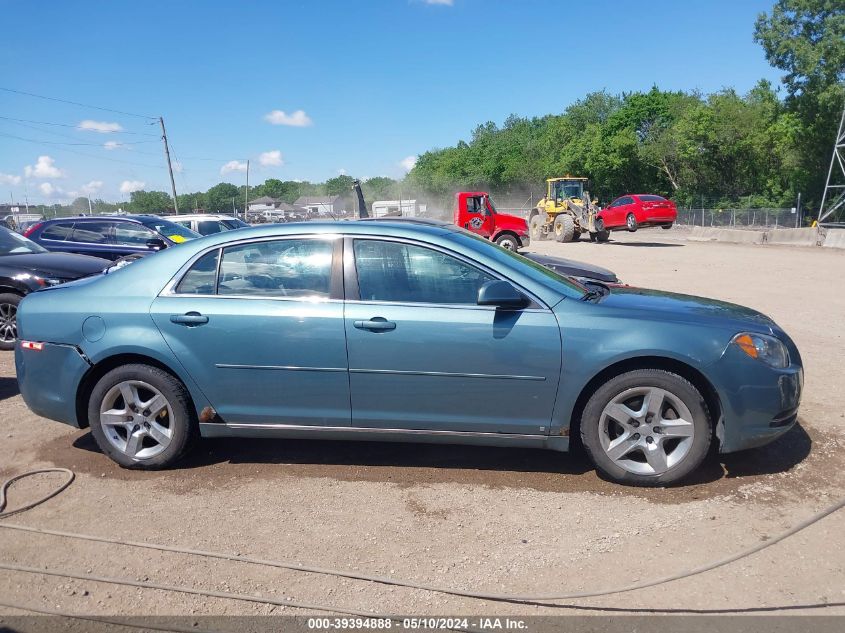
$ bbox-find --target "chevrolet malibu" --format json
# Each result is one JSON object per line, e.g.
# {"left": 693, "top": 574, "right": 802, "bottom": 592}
{"left": 15, "top": 221, "right": 802, "bottom": 486}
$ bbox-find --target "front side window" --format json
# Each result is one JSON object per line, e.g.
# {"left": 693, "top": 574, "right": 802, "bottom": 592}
{"left": 112, "top": 222, "right": 159, "bottom": 246}
{"left": 217, "top": 238, "right": 333, "bottom": 298}
{"left": 354, "top": 240, "right": 495, "bottom": 305}
{"left": 197, "top": 220, "right": 224, "bottom": 235}
{"left": 71, "top": 222, "right": 118, "bottom": 244}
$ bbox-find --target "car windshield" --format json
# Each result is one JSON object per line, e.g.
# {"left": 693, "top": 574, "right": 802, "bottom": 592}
{"left": 451, "top": 229, "right": 587, "bottom": 299}
{"left": 138, "top": 218, "right": 201, "bottom": 243}
{"left": 221, "top": 218, "right": 249, "bottom": 229}
{"left": 0, "top": 226, "right": 48, "bottom": 255}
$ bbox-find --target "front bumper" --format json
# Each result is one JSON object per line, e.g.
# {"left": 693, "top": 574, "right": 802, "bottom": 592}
{"left": 15, "top": 341, "right": 91, "bottom": 427}
{"left": 710, "top": 345, "right": 803, "bottom": 453}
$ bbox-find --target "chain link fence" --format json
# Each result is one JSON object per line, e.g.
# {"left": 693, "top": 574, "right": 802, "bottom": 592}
{"left": 675, "top": 207, "right": 802, "bottom": 228}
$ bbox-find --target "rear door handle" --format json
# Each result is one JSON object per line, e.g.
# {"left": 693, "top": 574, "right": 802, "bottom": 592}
{"left": 170, "top": 312, "right": 209, "bottom": 326}
{"left": 353, "top": 318, "right": 396, "bottom": 332}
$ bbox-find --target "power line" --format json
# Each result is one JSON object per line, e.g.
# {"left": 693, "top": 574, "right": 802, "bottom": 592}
{"left": 0, "top": 132, "right": 165, "bottom": 169}
{"left": 0, "top": 115, "right": 159, "bottom": 136}
{"left": 0, "top": 86, "right": 157, "bottom": 120}
{"left": 0, "top": 131, "right": 156, "bottom": 148}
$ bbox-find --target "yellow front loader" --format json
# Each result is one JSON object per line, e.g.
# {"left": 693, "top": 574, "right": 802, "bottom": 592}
{"left": 528, "top": 177, "right": 609, "bottom": 243}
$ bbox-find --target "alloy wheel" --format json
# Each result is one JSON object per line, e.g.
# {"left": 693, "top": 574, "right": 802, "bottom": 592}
{"left": 598, "top": 386, "right": 695, "bottom": 475}
{"left": 99, "top": 380, "right": 174, "bottom": 460}
{"left": 0, "top": 303, "right": 17, "bottom": 343}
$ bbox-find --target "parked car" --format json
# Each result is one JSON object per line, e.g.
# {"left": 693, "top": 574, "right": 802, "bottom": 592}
{"left": 24, "top": 215, "right": 201, "bottom": 261}
{"left": 168, "top": 214, "right": 250, "bottom": 236}
{"left": 597, "top": 195, "right": 677, "bottom": 232}
{"left": 452, "top": 191, "right": 530, "bottom": 251}
{"left": 0, "top": 226, "right": 109, "bottom": 350}
{"left": 15, "top": 221, "right": 802, "bottom": 486}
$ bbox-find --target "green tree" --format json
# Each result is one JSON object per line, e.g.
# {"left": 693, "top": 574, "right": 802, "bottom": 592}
{"left": 324, "top": 174, "right": 355, "bottom": 197}
{"left": 128, "top": 190, "right": 174, "bottom": 214}
{"left": 205, "top": 182, "right": 240, "bottom": 213}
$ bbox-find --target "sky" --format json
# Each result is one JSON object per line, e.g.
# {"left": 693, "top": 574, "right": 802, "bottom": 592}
{"left": 0, "top": 0, "right": 785, "bottom": 205}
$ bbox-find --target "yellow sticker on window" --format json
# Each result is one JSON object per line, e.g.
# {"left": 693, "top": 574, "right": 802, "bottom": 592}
{"left": 168, "top": 235, "right": 187, "bottom": 243}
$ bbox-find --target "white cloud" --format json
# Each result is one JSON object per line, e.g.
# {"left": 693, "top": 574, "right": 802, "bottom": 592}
{"left": 220, "top": 160, "right": 248, "bottom": 175}
{"left": 80, "top": 180, "right": 103, "bottom": 196}
{"left": 0, "top": 172, "right": 21, "bottom": 186}
{"left": 264, "top": 109, "right": 313, "bottom": 127}
{"left": 259, "top": 150, "right": 284, "bottom": 167}
{"left": 24, "top": 155, "right": 65, "bottom": 179}
{"left": 120, "top": 180, "right": 145, "bottom": 194}
{"left": 103, "top": 140, "right": 126, "bottom": 150}
{"left": 337, "top": 168, "right": 347, "bottom": 176}
{"left": 423, "top": 0, "right": 454, "bottom": 5}
{"left": 78, "top": 120, "right": 124, "bottom": 133}
{"left": 399, "top": 155, "right": 418, "bottom": 172}
{"left": 38, "top": 182, "right": 65, "bottom": 198}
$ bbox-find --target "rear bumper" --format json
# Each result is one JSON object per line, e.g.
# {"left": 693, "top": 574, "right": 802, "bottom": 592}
{"left": 15, "top": 341, "right": 91, "bottom": 427}
{"left": 709, "top": 346, "right": 803, "bottom": 453}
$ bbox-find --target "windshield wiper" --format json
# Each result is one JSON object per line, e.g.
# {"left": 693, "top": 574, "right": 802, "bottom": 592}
{"left": 580, "top": 281, "right": 609, "bottom": 302}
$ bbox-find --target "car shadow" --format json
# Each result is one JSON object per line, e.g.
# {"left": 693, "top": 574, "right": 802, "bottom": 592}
{"left": 66, "top": 421, "right": 814, "bottom": 492}
{"left": 0, "top": 376, "right": 20, "bottom": 402}
{"left": 605, "top": 241, "right": 684, "bottom": 248}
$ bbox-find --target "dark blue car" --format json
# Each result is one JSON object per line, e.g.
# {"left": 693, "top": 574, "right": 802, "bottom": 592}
{"left": 24, "top": 215, "right": 200, "bottom": 261}
{"left": 15, "top": 221, "right": 803, "bottom": 486}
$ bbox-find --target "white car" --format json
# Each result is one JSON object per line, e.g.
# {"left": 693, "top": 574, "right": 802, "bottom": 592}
{"left": 168, "top": 214, "right": 250, "bottom": 236}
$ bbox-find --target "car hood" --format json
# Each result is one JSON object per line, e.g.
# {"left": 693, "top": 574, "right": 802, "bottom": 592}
{"left": 598, "top": 286, "right": 777, "bottom": 333}
{"left": 0, "top": 252, "right": 110, "bottom": 278}
{"left": 494, "top": 212, "right": 528, "bottom": 233}
{"left": 522, "top": 252, "right": 618, "bottom": 283}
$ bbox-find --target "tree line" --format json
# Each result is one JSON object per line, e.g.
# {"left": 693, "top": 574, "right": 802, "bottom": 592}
{"left": 29, "top": 0, "right": 845, "bottom": 220}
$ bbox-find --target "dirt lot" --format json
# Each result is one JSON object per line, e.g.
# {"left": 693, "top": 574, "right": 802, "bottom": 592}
{"left": 1, "top": 227, "right": 844, "bottom": 621}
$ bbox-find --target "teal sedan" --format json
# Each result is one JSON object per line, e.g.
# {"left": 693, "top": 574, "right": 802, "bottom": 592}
{"left": 14, "top": 221, "right": 802, "bottom": 486}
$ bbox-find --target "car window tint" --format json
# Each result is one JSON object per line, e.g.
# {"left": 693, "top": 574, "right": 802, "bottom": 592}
{"left": 112, "top": 222, "right": 158, "bottom": 246}
{"left": 176, "top": 250, "right": 219, "bottom": 294}
{"left": 622, "top": 197, "right": 635, "bottom": 205}
{"left": 638, "top": 195, "right": 666, "bottom": 202}
{"left": 354, "top": 240, "right": 495, "bottom": 305}
{"left": 41, "top": 223, "right": 75, "bottom": 241}
{"left": 217, "top": 238, "right": 333, "bottom": 298}
{"left": 70, "top": 222, "right": 114, "bottom": 244}
{"left": 197, "top": 220, "right": 224, "bottom": 235}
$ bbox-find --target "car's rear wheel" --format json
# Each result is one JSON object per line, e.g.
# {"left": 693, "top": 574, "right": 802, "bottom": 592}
{"left": 626, "top": 213, "right": 638, "bottom": 232}
{"left": 662, "top": 222, "right": 674, "bottom": 230}
{"left": 592, "top": 229, "right": 610, "bottom": 243}
{"left": 553, "top": 214, "right": 575, "bottom": 242}
{"left": 580, "top": 369, "right": 712, "bottom": 486}
{"left": 88, "top": 364, "right": 197, "bottom": 469}
{"left": 0, "top": 292, "right": 22, "bottom": 351}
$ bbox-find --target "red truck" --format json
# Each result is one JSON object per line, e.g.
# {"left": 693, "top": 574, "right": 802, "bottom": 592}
{"left": 452, "top": 192, "right": 530, "bottom": 251}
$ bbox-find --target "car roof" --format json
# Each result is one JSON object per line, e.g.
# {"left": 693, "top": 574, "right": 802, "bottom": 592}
{"left": 41, "top": 214, "right": 159, "bottom": 224}
{"left": 166, "top": 214, "right": 239, "bottom": 220}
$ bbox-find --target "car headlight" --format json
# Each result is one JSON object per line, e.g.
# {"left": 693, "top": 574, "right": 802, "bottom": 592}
{"left": 731, "top": 332, "right": 789, "bottom": 368}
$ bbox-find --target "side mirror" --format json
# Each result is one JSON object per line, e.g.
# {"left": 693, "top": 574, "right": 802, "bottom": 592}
{"left": 146, "top": 237, "right": 167, "bottom": 251}
{"left": 477, "top": 280, "right": 528, "bottom": 309}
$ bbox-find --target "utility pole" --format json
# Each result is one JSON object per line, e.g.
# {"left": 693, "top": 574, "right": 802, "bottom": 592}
{"left": 159, "top": 117, "right": 179, "bottom": 214}
{"left": 818, "top": 97, "right": 845, "bottom": 225}
{"left": 243, "top": 160, "right": 250, "bottom": 219}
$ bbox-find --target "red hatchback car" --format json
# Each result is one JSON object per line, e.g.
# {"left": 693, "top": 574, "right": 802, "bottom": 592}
{"left": 597, "top": 194, "right": 677, "bottom": 232}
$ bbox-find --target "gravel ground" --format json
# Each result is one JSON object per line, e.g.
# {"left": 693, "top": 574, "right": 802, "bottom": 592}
{"left": 1, "top": 226, "right": 844, "bottom": 622}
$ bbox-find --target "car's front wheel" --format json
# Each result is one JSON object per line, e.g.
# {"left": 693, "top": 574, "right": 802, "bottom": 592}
{"left": 494, "top": 233, "right": 519, "bottom": 251}
{"left": 626, "top": 213, "right": 638, "bottom": 232}
{"left": 0, "top": 292, "right": 22, "bottom": 351}
{"left": 580, "top": 369, "right": 712, "bottom": 486}
{"left": 88, "top": 364, "right": 197, "bottom": 469}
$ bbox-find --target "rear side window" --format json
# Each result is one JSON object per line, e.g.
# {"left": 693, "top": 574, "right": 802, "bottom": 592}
{"left": 217, "top": 238, "right": 333, "bottom": 298}
{"left": 70, "top": 222, "right": 114, "bottom": 244}
{"left": 40, "top": 223, "right": 75, "bottom": 241}
{"left": 638, "top": 195, "right": 666, "bottom": 202}
{"left": 176, "top": 250, "right": 219, "bottom": 294}
{"left": 354, "top": 240, "right": 494, "bottom": 305}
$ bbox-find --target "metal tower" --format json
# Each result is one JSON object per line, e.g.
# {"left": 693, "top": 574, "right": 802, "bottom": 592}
{"left": 818, "top": 97, "right": 845, "bottom": 226}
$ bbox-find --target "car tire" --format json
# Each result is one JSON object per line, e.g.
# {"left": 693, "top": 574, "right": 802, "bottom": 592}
{"left": 529, "top": 214, "right": 546, "bottom": 241}
{"left": 626, "top": 213, "right": 638, "bottom": 232}
{"left": 0, "top": 292, "right": 22, "bottom": 351}
{"left": 580, "top": 369, "right": 712, "bottom": 486}
{"left": 553, "top": 214, "right": 575, "bottom": 242}
{"left": 494, "top": 233, "right": 519, "bottom": 251}
{"left": 662, "top": 222, "right": 674, "bottom": 230}
{"left": 593, "top": 229, "right": 610, "bottom": 243}
{"left": 88, "top": 364, "right": 197, "bottom": 469}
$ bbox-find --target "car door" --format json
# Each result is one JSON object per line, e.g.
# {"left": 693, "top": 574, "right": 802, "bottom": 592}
{"left": 111, "top": 221, "right": 169, "bottom": 259}
{"left": 344, "top": 237, "right": 562, "bottom": 435}
{"left": 615, "top": 196, "right": 635, "bottom": 225}
{"left": 463, "top": 195, "right": 494, "bottom": 239}
{"left": 150, "top": 235, "right": 350, "bottom": 426}
{"left": 67, "top": 221, "right": 122, "bottom": 259}
{"left": 36, "top": 222, "right": 76, "bottom": 253}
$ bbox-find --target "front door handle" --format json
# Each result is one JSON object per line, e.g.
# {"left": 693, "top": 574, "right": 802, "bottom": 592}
{"left": 170, "top": 312, "right": 209, "bottom": 326}
{"left": 353, "top": 318, "right": 396, "bottom": 332}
